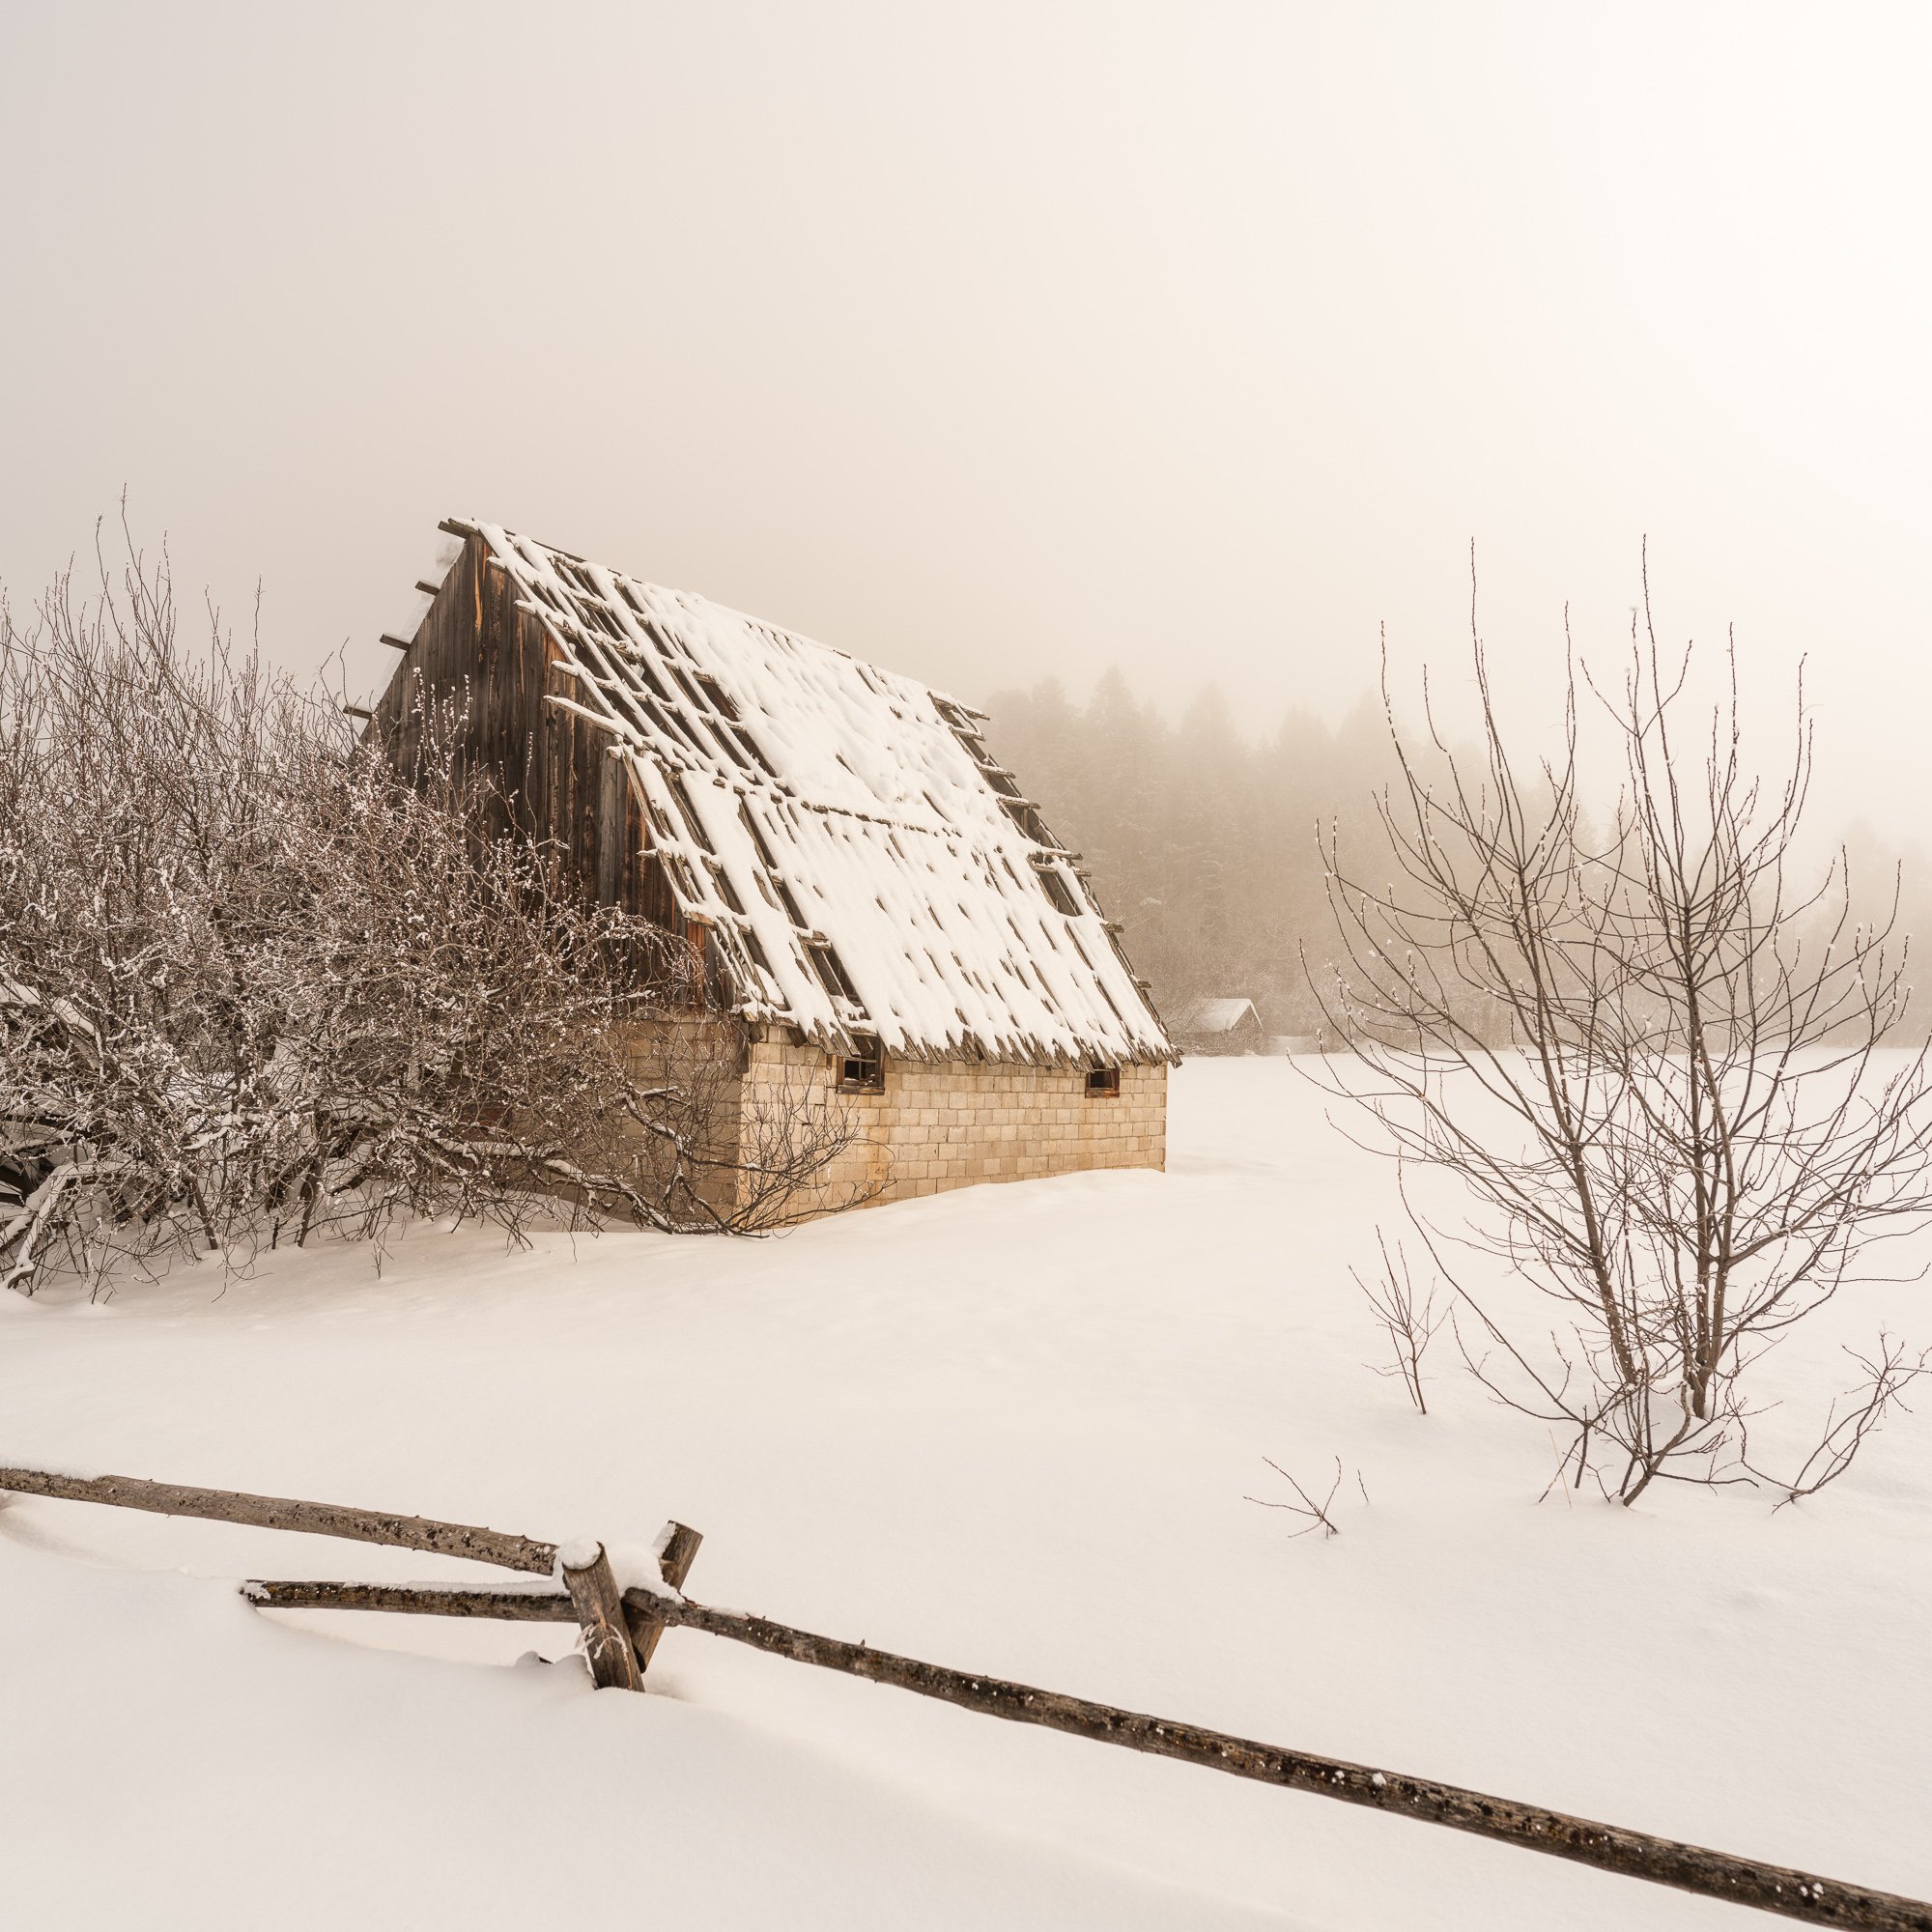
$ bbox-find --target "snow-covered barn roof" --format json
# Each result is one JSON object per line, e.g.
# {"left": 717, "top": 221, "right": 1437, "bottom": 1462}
{"left": 1171, "top": 997, "right": 1262, "bottom": 1037}
{"left": 443, "top": 522, "right": 1172, "bottom": 1066}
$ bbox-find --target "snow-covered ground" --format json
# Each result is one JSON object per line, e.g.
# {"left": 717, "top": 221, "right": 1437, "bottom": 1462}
{"left": 3, "top": 1060, "right": 1927, "bottom": 1930}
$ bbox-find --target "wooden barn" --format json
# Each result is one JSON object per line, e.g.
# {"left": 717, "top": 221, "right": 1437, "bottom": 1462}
{"left": 369, "top": 520, "right": 1173, "bottom": 1216}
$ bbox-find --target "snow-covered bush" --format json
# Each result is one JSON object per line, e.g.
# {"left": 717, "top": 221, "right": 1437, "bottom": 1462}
{"left": 0, "top": 534, "right": 849, "bottom": 1293}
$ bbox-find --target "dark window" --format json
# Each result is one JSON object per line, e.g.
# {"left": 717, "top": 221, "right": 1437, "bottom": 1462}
{"left": 1086, "top": 1066, "right": 1121, "bottom": 1098}
{"left": 838, "top": 1037, "right": 886, "bottom": 1093}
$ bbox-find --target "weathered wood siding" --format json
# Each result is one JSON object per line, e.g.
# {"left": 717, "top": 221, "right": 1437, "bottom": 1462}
{"left": 369, "top": 529, "right": 677, "bottom": 928}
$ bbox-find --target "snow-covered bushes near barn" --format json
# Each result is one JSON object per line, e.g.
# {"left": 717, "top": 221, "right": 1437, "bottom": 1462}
{"left": 0, "top": 542, "right": 853, "bottom": 1293}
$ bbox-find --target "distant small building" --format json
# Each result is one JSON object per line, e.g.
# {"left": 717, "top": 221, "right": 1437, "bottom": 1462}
{"left": 1171, "top": 996, "right": 1266, "bottom": 1056}
{"left": 1266, "top": 1034, "right": 1321, "bottom": 1057}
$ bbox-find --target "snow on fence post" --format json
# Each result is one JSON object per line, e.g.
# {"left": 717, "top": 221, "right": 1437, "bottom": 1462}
{"left": 559, "top": 1541, "right": 643, "bottom": 1691}
{"left": 624, "top": 1520, "right": 702, "bottom": 1673}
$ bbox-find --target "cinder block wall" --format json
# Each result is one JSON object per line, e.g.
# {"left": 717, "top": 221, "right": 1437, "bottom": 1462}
{"left": 738, "top": 1040, "right": 1167, "bottom": 1216}
{"left": 619, "top": 1015, "right": 748, "bottom": 1218}
{"left": 618, "top": 1020, "right": 1169, "bottom": 1221}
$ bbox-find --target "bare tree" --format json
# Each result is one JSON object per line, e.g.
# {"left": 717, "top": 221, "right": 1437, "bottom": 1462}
{"left": 0, "top": 526, "right": 865, "bottom": 1293}
{"left": 1312, "top": 553, "right": 1932, "bottom": 1503}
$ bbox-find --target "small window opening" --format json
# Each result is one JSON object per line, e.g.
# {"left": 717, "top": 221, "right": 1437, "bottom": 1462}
{"left": 727, "top": 724, "right": 780, "bottom": 778}
{"left": 1036, "top": 864, "right": 1082, "bottom": 917}
{"left": 694, "top": 672, "right": 740, "bottom": 721}
{"left": 807, "top": 938, "right": 860, "bottom": 1004}
{"left": 999, "top": 796, "right": 1047, "bottom": 841}
{"left": 1086, "top": 1066, "right": 1122, "bottom": 1098}
{"left": 838, "top": 1037, "right": 886, "bottom": 1093}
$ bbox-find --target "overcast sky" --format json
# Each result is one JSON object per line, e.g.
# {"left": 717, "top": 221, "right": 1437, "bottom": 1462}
{"left": 4, "top": 3, "right": 1928, "bottom": 827}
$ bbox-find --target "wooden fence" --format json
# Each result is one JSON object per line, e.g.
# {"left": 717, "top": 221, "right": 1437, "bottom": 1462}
{"left": 2, "top": 1463, "right": 1925, "bottom": 1932}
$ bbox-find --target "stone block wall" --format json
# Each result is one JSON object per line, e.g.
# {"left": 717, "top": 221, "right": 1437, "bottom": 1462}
{"left": 618, "top": 1014, "right": 748, "bottom": 1218}
{"left": 616, "top": 1019, "right": 1169, "bottom": 1222}
{"left": 736, "top": 1039, "right": 1167, "bottom": 1216}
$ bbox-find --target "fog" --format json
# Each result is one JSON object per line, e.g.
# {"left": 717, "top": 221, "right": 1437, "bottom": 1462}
{"left": 4, "top": 2, "right": 1929, "bottom": 830}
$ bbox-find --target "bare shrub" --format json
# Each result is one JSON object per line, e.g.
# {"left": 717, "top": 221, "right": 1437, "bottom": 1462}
{"left": 1245, "top": 1456, "right": 1364, "bottom": 1538}
{"left": 1352, "top": 1226, "right": 1444, "bottom": 1414}
{"left": 1748, "top": 1330, "right": 1931, "bottom": 1508}
{"left": 613, "top": 1013, "right": 870, "bottom": 1231}
{"left": 1313, "top": 553, "right": 1932, "bottom": 1504}
{"left": 0, "top": 527, "right": 861, "bottom": 1292}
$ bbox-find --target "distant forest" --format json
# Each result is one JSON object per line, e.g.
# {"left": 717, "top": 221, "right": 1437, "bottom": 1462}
{"left": 981, "top": 673, "right": 1401, "bottom": 1036}
{"left": 984, "top": 671, "right": 1932, "bottom": 1042}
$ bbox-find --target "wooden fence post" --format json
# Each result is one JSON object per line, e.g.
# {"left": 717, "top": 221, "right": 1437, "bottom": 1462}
{"left": 625, "top": 1520, "right": 703, "bottom": 1675}
{"left": 559, "top": 1542, "right": 643, "bottom": 1691}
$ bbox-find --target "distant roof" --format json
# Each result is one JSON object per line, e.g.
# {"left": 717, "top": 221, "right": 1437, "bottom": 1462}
{"left": 1172, "top": 997, "right": 1262, "bottom": 1035}
{"left": 456, "top": 522, "right": 1172, "bottom": 1066}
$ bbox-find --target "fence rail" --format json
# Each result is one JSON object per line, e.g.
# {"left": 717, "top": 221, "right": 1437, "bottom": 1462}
{"left": 4, "top": 1463, "right": 1924, "bottom": 1932}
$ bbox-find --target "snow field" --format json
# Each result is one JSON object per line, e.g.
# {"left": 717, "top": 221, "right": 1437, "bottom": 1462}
{"left": 0, "top": 1059, "right": 1927, "bottom": 1929}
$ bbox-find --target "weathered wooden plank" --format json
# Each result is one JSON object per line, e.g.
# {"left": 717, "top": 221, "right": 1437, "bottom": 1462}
{"left": 244, "top": 1579, "right": 575, "bottom": 1619}
{"left": 0, "top": 1466, "right": 559, "bottom": 1574}
{"left": 595, "top": 747, "right": 626, "bottom": 904}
